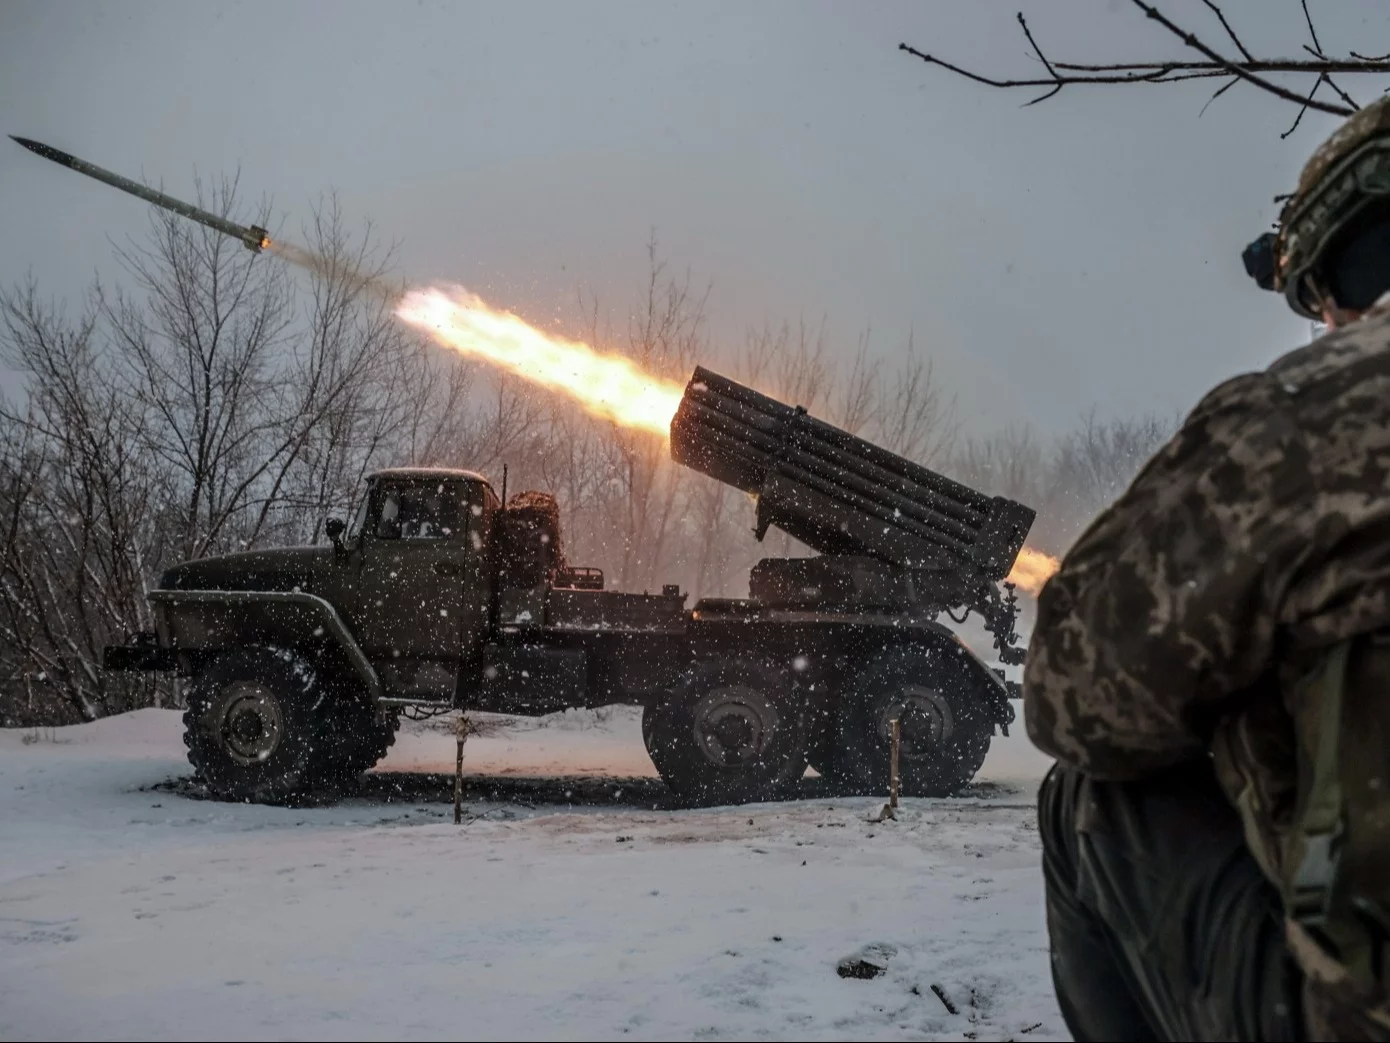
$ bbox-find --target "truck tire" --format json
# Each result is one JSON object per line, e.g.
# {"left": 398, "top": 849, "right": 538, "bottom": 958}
{"left": 316, "top": 703, "right": 399, "bottom": 788}
{"left": 182, "top": 647, "right": 334, "bottom": 803}
{"left": 833, "top": 643, "right": 992, "bottom": 798}
{"left": 642, "top": 660, "right": 806, "bottom": 807}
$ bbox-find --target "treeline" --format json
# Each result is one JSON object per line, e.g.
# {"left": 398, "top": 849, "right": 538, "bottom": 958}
{"left": 0, "top": 194, "right": 1173, "bottom": 726}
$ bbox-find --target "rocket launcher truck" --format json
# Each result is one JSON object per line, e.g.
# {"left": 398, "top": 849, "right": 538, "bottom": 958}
{"left": 105, "top": 366, "right": 1036, "bottom": 806}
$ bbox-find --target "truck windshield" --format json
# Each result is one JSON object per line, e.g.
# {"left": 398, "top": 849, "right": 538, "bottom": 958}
{"left": 374, "top": 482, "right": 464, "bottom": 541}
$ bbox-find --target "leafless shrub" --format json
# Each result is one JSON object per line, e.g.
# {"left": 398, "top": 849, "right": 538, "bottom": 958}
{"left": 949, "top": 412, "right": 1177, "bottom": 556}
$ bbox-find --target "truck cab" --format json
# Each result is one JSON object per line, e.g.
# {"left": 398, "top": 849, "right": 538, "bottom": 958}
{"left": 333, "top": 468, "right": 498, "bottom": 702}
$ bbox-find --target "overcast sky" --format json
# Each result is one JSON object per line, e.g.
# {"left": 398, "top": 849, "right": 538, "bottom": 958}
{"left": 2, "top": 0, "right": 1387, "bottom": 436}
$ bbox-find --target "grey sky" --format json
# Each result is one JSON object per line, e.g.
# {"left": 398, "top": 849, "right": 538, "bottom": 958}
{"left": 2, "top": 0, "right": 1386, "bottom": 436}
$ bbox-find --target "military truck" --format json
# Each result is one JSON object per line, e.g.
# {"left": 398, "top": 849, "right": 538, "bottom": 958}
{"left": 104, "top": 367, "right": 1035, "bottom": 806}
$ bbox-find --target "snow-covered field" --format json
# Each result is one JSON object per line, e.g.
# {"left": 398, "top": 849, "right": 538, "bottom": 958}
{"left": 1, "top": 707, "right": 1064, "bottom": 1042}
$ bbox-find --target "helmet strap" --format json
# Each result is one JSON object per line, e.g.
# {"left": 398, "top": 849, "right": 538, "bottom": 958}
{"left": 1304, "top": 270, "right": 1363, "bottom": 327}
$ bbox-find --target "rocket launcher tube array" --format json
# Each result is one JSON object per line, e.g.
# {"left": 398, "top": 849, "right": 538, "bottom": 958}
{"left": 669, "top": 366, "right": 1036, "bottom": 583}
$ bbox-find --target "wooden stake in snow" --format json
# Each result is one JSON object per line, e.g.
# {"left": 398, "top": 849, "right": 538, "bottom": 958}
{"left": 890, "top": 717, "right": 901, "bottom": 811}
{"left": 874, "top": 718, "right": 902, "bottom": 822}
{"left": 453, "top": 713, "right": 475, "bottom": 825}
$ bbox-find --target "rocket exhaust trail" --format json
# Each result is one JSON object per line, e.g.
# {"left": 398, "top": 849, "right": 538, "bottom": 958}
{"left": 264, "top": 239, "right": 403, "bottom": 304}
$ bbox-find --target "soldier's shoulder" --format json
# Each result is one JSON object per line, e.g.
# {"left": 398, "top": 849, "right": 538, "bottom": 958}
{"left": 1266, "top": 307, "right": 1390, "bottom": 402}
{"left": 1173, "top": 366, "right": 1289, "bottom": 454}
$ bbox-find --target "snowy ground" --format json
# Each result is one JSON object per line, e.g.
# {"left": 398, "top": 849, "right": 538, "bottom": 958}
{"left": 1, "top": 707, "right": 1064, "bottom": 1042}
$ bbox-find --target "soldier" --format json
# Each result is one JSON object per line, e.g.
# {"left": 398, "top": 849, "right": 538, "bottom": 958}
{"left": 1025, "top": 98, "right": 1390, "bottom": 1041}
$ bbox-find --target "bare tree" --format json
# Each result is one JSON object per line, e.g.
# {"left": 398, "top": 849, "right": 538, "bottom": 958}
{"left": 244, "top": 198, "right": 421, "bottom": 546}
{"left": 902, "top": 2, "right": 1390, "bottom": 136}
{"left": 949, "top": 412, "right": 1176, "bottom": 555}
{"left": 98, "top": 175, "right": 293, "bottom": 561}
{"left": 589, "top": 237, "right": 710, "bottom": 592}
{"left": 1049, "top": 410, "right": 1175, "bottom": 519}
{"left": 952, "top": 424, "right": 1048, "bottom": 508}
{"left": 833, "top": 334, "right": 881, "bottom": 438}
{"left": 0, "top": 290, "right": 163, "bottom": 720}
{"left": 0, "top": 185, "right": 434, "bottom": 724}
{"left": 871, "top": 334, "right": 957, "bottom": 468}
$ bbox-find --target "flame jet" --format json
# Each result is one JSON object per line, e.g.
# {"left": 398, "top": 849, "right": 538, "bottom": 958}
{"left": 10, "top": 135, "right": 269, "bottom": 253}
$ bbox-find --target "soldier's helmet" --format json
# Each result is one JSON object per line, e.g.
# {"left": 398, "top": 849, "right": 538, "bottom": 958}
{"left": 1244, "top": 96, "right": 1390, "bottom": 319}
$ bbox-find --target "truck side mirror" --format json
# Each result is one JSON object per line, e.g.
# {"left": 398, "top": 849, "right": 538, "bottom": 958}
{"left": 325, "top": 517, "right": 346, "bottom": 547}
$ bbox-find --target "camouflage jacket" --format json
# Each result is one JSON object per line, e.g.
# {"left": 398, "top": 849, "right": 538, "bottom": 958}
{"left": 1024, "top": 303, "right": 1390, "bottom": 1040}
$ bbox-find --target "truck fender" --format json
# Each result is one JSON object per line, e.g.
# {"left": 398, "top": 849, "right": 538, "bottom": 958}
{"left": 908, "top": 628, "right": 1017, "bottom": 736}
{"left": 147, "top": 589, "right": 382, "bottom": 703}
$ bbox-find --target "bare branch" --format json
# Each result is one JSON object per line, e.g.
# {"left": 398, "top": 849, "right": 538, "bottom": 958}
{"left": 1130, "top": 1, "right": 1352, "bottom": 115}
{"left": 899, "top": 42, "right": 1208, "bottom": 93}
{"left": 1201, "top": 0, "right": 1254, "bottom": 62}
{"left": 1050, "top": 57, "right": 1383, "bottom": 76}
{"left": 1281, "top": 74, "right": 1325, "bottom": 139}
{"left": 1301, "top": 0, "right": 1325, "bottom": 58}
{"left": 900, "top": 1, "right": 1388, "bottom": 124}
{"left": 1199, "top": 75, "right": 1240, "bottom": 117}
{"left": 1323, "top": 74, "right": 1360, "bottom": 110}
{"left": 1016, "top": 13, "right": 1063, "bottom": 105}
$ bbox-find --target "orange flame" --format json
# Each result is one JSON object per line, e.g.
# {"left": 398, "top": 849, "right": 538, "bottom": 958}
{"left": 395, "top": 285, "right": 684, "bottom": 437}
{"left": 1007, "top": 546, "right": 1059, "bottom": 596}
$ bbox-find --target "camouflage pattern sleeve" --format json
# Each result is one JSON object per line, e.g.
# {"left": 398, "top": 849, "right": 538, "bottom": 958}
{"left": 1022, "top": 372, "right": 1317, "bottom": 780}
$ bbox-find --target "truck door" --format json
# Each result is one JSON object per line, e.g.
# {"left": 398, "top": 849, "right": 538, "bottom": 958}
{"left": 355, "top": 478, "right": 482, "bottom": 677}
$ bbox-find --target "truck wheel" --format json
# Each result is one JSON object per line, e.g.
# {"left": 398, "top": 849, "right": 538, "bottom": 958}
{"left": 317, "top": 703, "right": 399, "bottom": 787}
{"left": 642, "top": 660, "right": 805, "bottom": 807}
{"left": 182, "top": 648, "right": 332, "bottom": 803}
{"left": 835, "top": 644, "right": 992, "bottom": 798}
{"left": 342, "top": 709, "right": 399, "bottom": 776}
